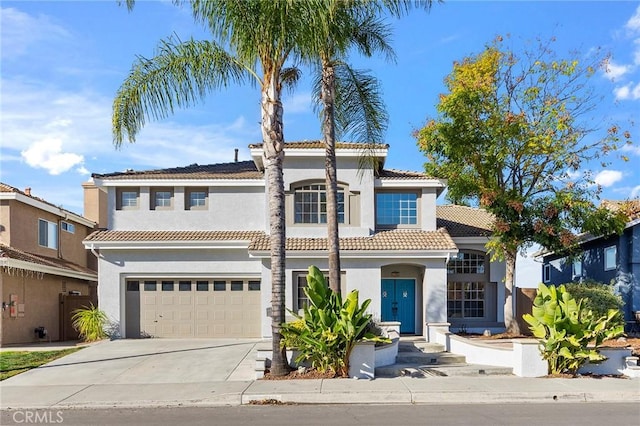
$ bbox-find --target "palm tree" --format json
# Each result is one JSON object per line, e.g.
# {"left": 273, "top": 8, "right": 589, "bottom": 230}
{"left": 307, "top": 1, "right": 434, "bottom": 293}
{"left": 113, "top": 0, "right": 322, "bottom": 376}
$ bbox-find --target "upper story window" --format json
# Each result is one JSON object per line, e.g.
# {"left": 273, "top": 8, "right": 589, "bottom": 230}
{"left": 294, "top": 184, "right": 344, "bottom": 224}
{"left": 376, "top": 192, "right": 418, "bottom": 227}
{"left": 186, "top": 188, "right": 208, "bottom": 210}
{"left": 543, "top": 264, "right": 551, "bottom": 283}
{"left": 38, "top": 219, "right": 58, "bottom": 249}
{"left": 151, "top": 188, "right": 173, "bottom": 210}
{"left": 117, "top": 188, "right": 139, "bottom": 210}
{"left": 572, "top": 258, "right": 582, "bottom": 278}
{"left": 448, "top": 251, "right": 486, "bottom": 275}
{"left": 61, "top": 221, "right": 75, "bottom": 234}
{"left": 604, "top": 245, "right": 616, "bottom": 271}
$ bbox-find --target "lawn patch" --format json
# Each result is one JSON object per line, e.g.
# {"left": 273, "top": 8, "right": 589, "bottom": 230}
{"left": 0, "top": 348, "right": 81, "bottom": 381}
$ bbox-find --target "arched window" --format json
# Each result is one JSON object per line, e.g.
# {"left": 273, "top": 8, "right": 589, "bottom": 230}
{"left": 293, "top": 184, "right": 344, "bottom": 224}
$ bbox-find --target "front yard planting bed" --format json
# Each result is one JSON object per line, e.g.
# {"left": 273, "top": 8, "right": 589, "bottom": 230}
{"left": 0, "top": 348, "right": 81, "bottom": 381}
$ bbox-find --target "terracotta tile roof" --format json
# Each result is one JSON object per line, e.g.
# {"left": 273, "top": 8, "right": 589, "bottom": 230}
{"left": 436, "top": 205, "right": 495, "bottom": 237}
{"left": 248, "top": 141, "right": 389, "bottom": 150}
{"left": 0, "top": 182, "right": 90, "bottom": 222}
{"left": 84, "top": 229, "right": 456, "bottom": 252}
{"left": 92, "top": 161, "right": 263, "bottom": 180}
{"left": 0, "top": 244, "right": 97, "bottom": 277}
{"left": 84, "top": 230, "right": 264, "bottom": 242}
{"left": 248, "top": 229, "right": 456, "bottom": 252}
{"left": 378, "top": 169, "right": 439, "bottom": 180}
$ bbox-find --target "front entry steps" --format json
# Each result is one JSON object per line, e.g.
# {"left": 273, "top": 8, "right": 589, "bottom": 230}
{"left": 375, "top": 336, "right": 513, "bottom": 378}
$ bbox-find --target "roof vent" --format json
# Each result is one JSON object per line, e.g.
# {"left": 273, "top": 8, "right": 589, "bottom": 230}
{"left": 125, "top": 168, "right": 134, "bottom": 173}
{"left": 189, "top": 163, "right": 198, "bottom": 167}
{"left": 234, "top": 148, "right": 239, "bottom": 162}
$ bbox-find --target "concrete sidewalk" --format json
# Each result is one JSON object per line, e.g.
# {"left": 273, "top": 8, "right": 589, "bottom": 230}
{"left": 2, "top": 375, "right": 639, "bottom": 409}
{"left": 1, "top": 339, "right": 639, "bottom": 409}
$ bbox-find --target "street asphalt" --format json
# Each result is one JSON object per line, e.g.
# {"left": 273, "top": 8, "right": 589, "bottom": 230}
{"left": 1, "top": 339, "right": 638, "bottom": 409}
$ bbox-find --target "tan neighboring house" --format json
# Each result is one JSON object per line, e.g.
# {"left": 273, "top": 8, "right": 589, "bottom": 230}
{"left": 0, "top": 183, "right": 98, "bottom": 344}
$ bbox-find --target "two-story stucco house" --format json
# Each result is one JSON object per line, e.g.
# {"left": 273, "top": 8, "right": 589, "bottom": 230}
{"left": 0, "top": 183, "right": 98, "bottom": 344}
{"left": 83, "top": 142, "right": 506, "bottom": 340}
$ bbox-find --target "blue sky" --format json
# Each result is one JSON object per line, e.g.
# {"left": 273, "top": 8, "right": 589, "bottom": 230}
{"left": 1, "top": 1, "right": 640, "bottom": 217}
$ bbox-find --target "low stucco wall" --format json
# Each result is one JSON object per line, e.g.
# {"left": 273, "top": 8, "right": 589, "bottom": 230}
{"left": 436, "top": 330, "right": 637, "bottom": 378}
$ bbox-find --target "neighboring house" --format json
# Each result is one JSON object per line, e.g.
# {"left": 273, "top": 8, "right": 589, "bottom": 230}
{"left": 540, "top": 200, "right": 640, "bottom": 325}
{"left": 83, "top": 142, "right": 505, "bottom": 340}
{"left": 0, "top": 183, "right": 98, "bottom": 344}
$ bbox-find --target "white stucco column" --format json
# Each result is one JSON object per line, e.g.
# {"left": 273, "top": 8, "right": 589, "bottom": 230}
{"left": 423, "top": 258, "right": 450, "bottom": 342}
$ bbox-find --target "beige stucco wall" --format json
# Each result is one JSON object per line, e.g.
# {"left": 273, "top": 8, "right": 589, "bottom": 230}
{"left": 2, "top": 199, "right": 95, "bottom": 268}
{"left": 0, "top": 271, "right": 93, "bottom": 344}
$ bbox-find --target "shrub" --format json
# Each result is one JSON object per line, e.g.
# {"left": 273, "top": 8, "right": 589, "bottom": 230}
{"left": 72, "top": 304, "right": 108, "bottom": 342}
{"left": 280, "top": 265, "right": 390, "bottom": 376}
{"left": 563, "top": 279, "right": 624, "bottom": 325}
{"left": 523, "top": 283, "right": 624, "bottom": 375}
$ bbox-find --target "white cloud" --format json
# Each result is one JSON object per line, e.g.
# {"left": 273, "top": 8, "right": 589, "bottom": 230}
{"left": 613, "top": 81, "right": 640, "bottom": 100}
{"left": 594, "top": 170, "right": 624, "bottom": 187}
{"left": 21, "top": 138, "right": 85, "bottom": 175}
{"left": 631, "top": 185, "right": 640, "bottom": 198}
{"left": 626, "top": 5, "right": 640, "bottom": 33}
{"left": 282, "top": 91, "right": 313, "bottom": 114}
{"left": 621, "top": 144, "right": 640, "bottom": 156}
{"left": 604, "top": 59, "right": 630, "bottom": 81}
{"left": 0, "top": 7, "right": 71, "bottom": 59}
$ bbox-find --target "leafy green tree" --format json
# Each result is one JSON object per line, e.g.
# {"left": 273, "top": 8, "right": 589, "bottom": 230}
{"left": 113, "top": 0, "right": 324, "bottom": 376}
{"left": 416, "top": 36, "right": 630, "bottom": 333}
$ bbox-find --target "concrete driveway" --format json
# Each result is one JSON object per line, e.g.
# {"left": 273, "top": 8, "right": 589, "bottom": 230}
{"left": 2, "top": 338, "right": 262, "bottom": 387}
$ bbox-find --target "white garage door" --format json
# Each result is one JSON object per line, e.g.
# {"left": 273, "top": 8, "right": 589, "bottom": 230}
{"left": 127, "top": 278, "right": 261, "bottom": 338}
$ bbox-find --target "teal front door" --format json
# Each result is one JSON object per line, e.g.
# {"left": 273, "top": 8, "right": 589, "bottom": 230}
{"left": 381, "top": 279, "right": 416, "bottom": 334}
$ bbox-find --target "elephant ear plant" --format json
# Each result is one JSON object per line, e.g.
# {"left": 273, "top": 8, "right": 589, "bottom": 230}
{"left": 523, "top": 283, "right": 623, "bottom": 376}
{"left": 281, "top": 265, "right": 389, "bottom": 376}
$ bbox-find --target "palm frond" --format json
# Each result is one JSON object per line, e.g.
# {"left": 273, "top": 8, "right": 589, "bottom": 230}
{"left": 112, "top": 36, "right": 249, "bottom": 146}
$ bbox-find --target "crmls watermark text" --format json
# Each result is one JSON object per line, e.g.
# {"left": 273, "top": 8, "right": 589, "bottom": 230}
{"left": 11, "top": 411, "right": 64, "bottom": 424}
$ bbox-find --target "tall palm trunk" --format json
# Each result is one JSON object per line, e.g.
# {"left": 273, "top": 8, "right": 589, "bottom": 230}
{"left": 261, "top": 72, "right": 289, "bottom": 376}
{"left": 504, "top": 249, "right": 520, "bottom": 335}
{"left": 321, "top": 58, "right": 341, "bottom": 294}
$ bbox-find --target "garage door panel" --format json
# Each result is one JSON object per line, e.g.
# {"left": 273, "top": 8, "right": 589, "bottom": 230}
{"left": 137, "top": 278, "right": 260, "bottom": 338}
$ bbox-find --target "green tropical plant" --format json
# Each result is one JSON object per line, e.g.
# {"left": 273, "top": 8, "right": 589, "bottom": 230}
{"left": 523, "top": 283, "right": 624, "bottom": 375}
{"left": 71, "top": 304, "right": 109, "bottom": 342}
{"left": 281, "top": 265, "right": 389, "bottom": 376}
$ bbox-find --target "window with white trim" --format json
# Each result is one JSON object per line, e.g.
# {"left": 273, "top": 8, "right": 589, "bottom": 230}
{"left": 448, "top": 252, "right": 485, "bottom": 274}
{"left": 294, "top": 184, "right": 344, "bottom": 224}
{"left": 572, "top": 258, "right": 582, "bottom": 278}
{"left": 151, "top": 188, "right": 173, "bottom": 210}
{"left": 61, "top": 221, "right": 75, "bottom": 233}
{"left": 38, "top": 219, "right": 58, "bottom": 249}
{"left": 604, "top": 245, "right": 616, "bottom": 271}
{"left": 375, "top": 192, "right": 418, "bottom": 227}
{"left": 447, "top": 282, "right": 485, "bottom": 318}
{"left": 186, "top": 188, "right": 208, "bottom": 210}
{"left": 117, "top": 188, "right": 139, "bottom": 210}
{"left": 543, "top": 264, "right": 551, "bottom": 283}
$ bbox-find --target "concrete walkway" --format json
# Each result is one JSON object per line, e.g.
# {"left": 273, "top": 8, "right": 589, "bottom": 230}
{"left": 1, "top": 339, "right": 638, "bottom": 409}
